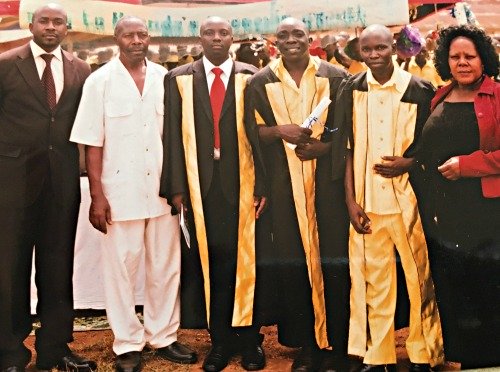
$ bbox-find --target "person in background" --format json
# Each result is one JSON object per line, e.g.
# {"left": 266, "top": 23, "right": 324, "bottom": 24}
{"left": 418, "top": 24, "right": 500, "bottom": 369}
{"left": 320, "top": 34, "right": 342, "bottom": 67}
{"left": 340, "top": 37, "right": 367, "bottom": 75}
{"left": 235, "top": 43, "right": 261, "bottom": 69}
{"left": 76, "top": 49, "right": 89, "bottom": 64}
{"left": 190, "top": 45, "right": 203, "bottom": 61}
{"left": 70, "top": 16, "right": 196, "bottom": 372}
{"left": 160, "top": 16, "right": 267, "bottom": 372}
{"left": 0, "top": 3, "right": 95, "bottom": 371}
{"left": 336, "top": 31, "right": 350, "bottom": 49}
{"left": 245, "top": 17, "right": 351, "bottom": 372}
{"left": 408, "top": 43, "right": 446, "bottom": 88}
{"left": 158, "top": 44, "right": 170, "bottom": 65}
{"left": 177, "top": 45, "right": 194, "bottom": 66}
{"left": 335, "top": 24, "right": 444, "bottom": 372}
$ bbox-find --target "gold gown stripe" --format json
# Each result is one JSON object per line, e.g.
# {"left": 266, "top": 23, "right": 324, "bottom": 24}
{"left": 232, "top": 73, "right": 257, "bottom": 326}
{"left": 263, "top": 58, "right": 330, "bottom": 349}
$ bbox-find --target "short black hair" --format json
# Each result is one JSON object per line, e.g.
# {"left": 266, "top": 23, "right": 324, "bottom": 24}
{"left": 434, "top": 25, "right": 499, "bottom": 80}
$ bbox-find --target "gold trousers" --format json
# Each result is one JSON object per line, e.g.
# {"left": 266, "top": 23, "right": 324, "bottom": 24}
{"left": 361, "top": 213, "right": 430, "bottom": 365}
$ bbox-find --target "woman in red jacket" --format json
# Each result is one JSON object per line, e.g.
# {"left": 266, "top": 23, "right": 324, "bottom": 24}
{"left": 419, "top": 25, "right": 499, "bottom": 369}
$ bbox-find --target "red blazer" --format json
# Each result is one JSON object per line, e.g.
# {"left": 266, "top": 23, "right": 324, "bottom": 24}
{"left": 431, "top": 77, "right": 500, "bottom": 198}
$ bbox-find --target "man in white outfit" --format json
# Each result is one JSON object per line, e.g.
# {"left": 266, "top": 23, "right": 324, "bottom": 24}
{"left": 70, "top": 16, "right": 196, "bottom": 372}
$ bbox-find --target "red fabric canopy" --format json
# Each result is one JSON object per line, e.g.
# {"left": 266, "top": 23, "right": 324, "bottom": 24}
{"left": 0, "top": 1, "right": 19, "bottom": 16}
{"left": 408, "top": 0, "right": 458, "bottom": 4}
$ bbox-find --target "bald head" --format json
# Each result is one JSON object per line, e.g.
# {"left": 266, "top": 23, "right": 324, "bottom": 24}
{"left": 276, "top": 17, "right": 309, "bottom": 38}
{"left": 360, "top": 24, "right": 392, "bottom": 44}
{"left": 200, "top": 16, "right": 231, "bottom": 36}
{"left": 32, "top": 3, "right": 67, "bottom": 23}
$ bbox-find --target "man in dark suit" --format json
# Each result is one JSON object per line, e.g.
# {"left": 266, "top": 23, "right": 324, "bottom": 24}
{"left": 0, "top": 4, "right": 95, "bottom": 372}
{"left": 160, "top": 16, "right": 267, "bottom": 372}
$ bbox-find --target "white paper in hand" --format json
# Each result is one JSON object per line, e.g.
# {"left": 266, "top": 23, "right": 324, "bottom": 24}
{"left": 180, "top": 205, "right": 191, "bottom": 248}
{"left": 286, "top": 96, "right": 332, "bottom": 150}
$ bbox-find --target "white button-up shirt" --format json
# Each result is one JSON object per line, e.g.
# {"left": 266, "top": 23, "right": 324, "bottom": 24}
{"left": 70, "top": 57, "right": 169, "bottom": 221}
{"left": 203, "top": 55, "right": 233, "bottom": 91}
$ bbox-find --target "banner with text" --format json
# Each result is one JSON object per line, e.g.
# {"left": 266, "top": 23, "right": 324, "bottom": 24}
{"left": 20, "top": 0, "right": 409, "bottom": 37}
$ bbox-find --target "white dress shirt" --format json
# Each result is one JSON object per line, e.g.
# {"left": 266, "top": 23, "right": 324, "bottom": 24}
{"left": 202, "top": 55, "right": 233, "bottom": 92}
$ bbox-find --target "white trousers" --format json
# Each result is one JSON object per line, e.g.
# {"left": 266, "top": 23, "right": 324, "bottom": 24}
{"left": 101, "top": 213, "right": 181, "bottom": 355}
{"left": 363, "top": 213, "right": 429, "bottom": 365}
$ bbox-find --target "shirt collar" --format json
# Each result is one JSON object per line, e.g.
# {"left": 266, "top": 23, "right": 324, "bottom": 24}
{"left": 273, "top": 55, "right": 320, "bottom": 88}
{"left": 30, "top": 40, "right": 63, "bottom": 62}
{"left": 276, "top": 55, "right": 320, "bottom": 75}
{"left": 367, "top": 65, "right": 406, "bottom": 93}
{"left": 203, "top": 55, "right": 233, "bottom": 77}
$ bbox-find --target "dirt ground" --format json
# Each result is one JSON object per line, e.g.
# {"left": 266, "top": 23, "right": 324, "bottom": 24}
{"left": 23, "top": 326, "right": 461, "bottom": 372}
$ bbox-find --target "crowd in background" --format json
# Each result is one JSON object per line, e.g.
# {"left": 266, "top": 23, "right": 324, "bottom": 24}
{"left": 0, "top": 3, "right": 498, "bottom": 372}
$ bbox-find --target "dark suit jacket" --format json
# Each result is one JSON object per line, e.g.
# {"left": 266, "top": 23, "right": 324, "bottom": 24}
{"left": 161, "top": 59, "right": 259, "bottom": 206}
{"left": 0, "top": 43, "right": 91, "bottom": 207}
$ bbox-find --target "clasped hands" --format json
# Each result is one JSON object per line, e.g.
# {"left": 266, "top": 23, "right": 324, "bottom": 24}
{"left": 279, "top": 124, "right": 329, "bottom": 161}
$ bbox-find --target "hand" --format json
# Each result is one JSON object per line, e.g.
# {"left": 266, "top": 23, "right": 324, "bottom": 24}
{"left": 254, "top": 196, "right": 267, "bottom": 219}
{"left": 438, "top": 156, "right": 461, "bottom": 180}
{"left": 373, "top": 156, "right": 414, "bottom": 178}
{"left": 295, "top": 138, "right": 330, "bottom": 161}
{"left": 346, "top": 199, "right": 372, "bottom": 234}
{"left": 89, "top": 194, "right": 112, "bottom": 234}
{"left": 171, "top": 193, "right": 187, "bottom": 214}
{"left": 278, "top": 124, "right": 312, "bottom": 145}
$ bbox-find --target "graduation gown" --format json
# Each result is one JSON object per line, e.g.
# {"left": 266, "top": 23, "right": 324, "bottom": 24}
{"left": 333, "top": 70, "right": 444, "bottom": 366}
{"left": 245, "top": 57, "right": 349, "bottom": 349}
{"left": 160, "top": 60, "right": 264, "bottom": 328}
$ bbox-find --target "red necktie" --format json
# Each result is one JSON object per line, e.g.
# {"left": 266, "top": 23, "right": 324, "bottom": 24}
{"left": 210, "top": 67, "right": 225, "bottom": 151}
{"left": 41, "top": 54, "right": 56, "bottom": 111}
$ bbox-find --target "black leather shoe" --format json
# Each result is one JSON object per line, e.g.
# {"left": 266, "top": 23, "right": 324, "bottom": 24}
{"left": 203, "top": 345, "right": 233, "bottom": 372}
{"left": 241, "top": 344, "right": 265, "bottom": 371}
{"left": 409, "top": 363, "right": 431, "bottom": 372}
{"left": 319, "top": 352, "right": 346, "bottom": 372}
{"left": 291, "top": 346, "right": 322, "bottom": 372}
{"left": 1, "top": 367, "right": 25, "bottom": 372}
{"left": 358, "top": 364, "right": 396, "bottom": 372}
{"left": 155, "top": 341, "right": 197, "bottom": 364}
{"left": 37, "top": 353, "right": 98, "bottom": 371}
{"left": 115, "top": 351, "right": 141, "bottom": 372}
